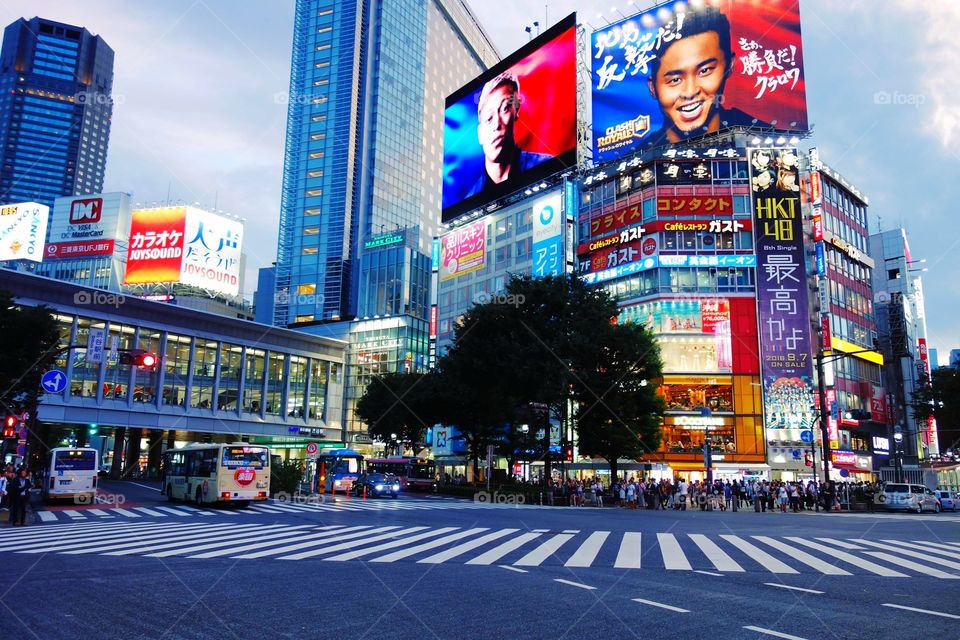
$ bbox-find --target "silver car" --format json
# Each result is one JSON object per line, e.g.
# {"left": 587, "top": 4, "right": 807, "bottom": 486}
{"left": 878, "top": 483, "right": 941, "bottom": 513}
{"left": 934, "top": 490, "right": 958, "bottom": 512}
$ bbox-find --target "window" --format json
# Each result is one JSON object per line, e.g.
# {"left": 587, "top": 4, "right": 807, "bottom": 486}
{"left": 265, "top": 352, "right": 286, "bottom": 415}
{"left": 303, "top": 227, "right": 319, "bottom": 235}
{"left": 191, "top": 341, "right": 217, "bottom": 410}
{"left": 309, "top": 360, "right": 327, "bottom": 421}
{"left": 306, "top": 189, "right": 322, "bottom": 197}
{"left": 243, "top": 349, "right": 265, "bottom": 413}
{"left": 297, "top": 283, "right": 317, "bottom": 295}
{"left": 288, "top": 355, "right": 307, "bottom": 418}
{"left": 133, "top": 329, "right": 161, "bottom": 404}
{"left": 217, "top": 343, "right": 242, "bottom": 411}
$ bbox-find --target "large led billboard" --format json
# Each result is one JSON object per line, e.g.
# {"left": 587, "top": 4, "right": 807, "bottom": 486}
{"left": 0, "top": 201, "right": 48, "bottom": 262}
{"left": 591, "top": 0, "right": 808, "bottom": 162}
{"left": 45, "top": 192, "right": 131, "bottom": 260}
{"left": 442, "top": 13, "right": 577, "bottom": 223}
{"left": 123, "top": 206, "right": 243, "bottom": 297}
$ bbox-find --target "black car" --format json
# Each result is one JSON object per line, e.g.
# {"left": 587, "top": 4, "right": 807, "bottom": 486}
{"left": 353, "top": 473, "right": 400, "bottom": 498}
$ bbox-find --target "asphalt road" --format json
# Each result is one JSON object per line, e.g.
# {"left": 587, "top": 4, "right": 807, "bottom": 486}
{"left": 0, "top": 481, "right": 958, "bottom": 640}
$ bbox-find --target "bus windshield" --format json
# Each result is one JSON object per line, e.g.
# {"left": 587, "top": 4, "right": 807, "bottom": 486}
{"left": 408, "top": 463, "right": 436, "bottom": 480}
{"left": 333, "top": 457, "right": 360, "bottom": 474}
{"left": 54, "top": 450, "right": 96, "bottom": 471}
{"left": 221, "top": 447, "right": 268, "bottom": 468}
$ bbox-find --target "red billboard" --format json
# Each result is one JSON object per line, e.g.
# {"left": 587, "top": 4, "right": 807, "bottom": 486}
{"left": 123, "top": 208, "right": 187, "bottom": 284}
{"left": 45, "top": 240, "right": 115, "bottom": 260}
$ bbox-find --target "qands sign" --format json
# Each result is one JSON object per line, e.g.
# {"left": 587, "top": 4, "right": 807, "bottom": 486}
{"left": 123, "top": 206, "right": 243, "bottom": 297}
{"left": 0, "top": 201, "right": 49, "bottom": 262}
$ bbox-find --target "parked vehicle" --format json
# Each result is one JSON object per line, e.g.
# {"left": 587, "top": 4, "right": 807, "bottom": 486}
{"left": 934, "top": 490, "right": 958, "bottom": 512}
{"left": 877, "top": 483, "right": 940, "bottom": 513}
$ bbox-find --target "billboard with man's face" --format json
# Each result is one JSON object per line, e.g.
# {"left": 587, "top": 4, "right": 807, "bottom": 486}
{"left": 442, "top": 13, "right": 577, "bottom": 223}
{"left": 591, "top": 0, "right": 808, "bottom": 163}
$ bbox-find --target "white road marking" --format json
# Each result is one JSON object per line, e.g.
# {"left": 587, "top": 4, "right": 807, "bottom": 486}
{"left": 764, "top": 583, "right": 824, "bottom": 595}
{"left": 323, "top": 527, "right": 460, "bottom": 562}
{"left": 881, "top": 603, "right": 960, "bottom": 619}
{"left": 719, "top": 535, "right": 798, "bottom": 574}
{"left": 753, "top": 536, "right": 850, "bottom": 576}
{"left": 814, "top": 537, "right": 863, "bottom": 550}
{"left": 742, "top": 625, "right": 808, "bottom": 640}
{"left": 614, "top": 532, "right": 642, "bottom": 569}
{"left": 657, "top": 533, "right": 691, "bottom": 570}
{"left": 689, "top": 534, "right": 743, "bottom": 572}
{"left": 863, "top": 552, "right": 960, "bottom": 579}
{"left": 465, "top": 532, "right": 541, "bottom": 565}
{"left": 109, "top": 508, "right": 141, "bottom": 518}
{"left": 234, "top": 526, "right": 400, "bottom": 559}
{"left": 417, "top": 529, "right": 519, "bottom": 564}
{"left": 131, "top": 507, "right": 166, "bottom": 517}
{"left": 86, "top": 509, "right": 110, "bottom": 517}
{"left": 565, "top": 531, "right": 610, "bottom": 568}
{"left": 785, "top": 537, "right": 907, "bottom": 577}
{"left": 369, "top": 528, "right": 490, "bottom": 563}
{"left": 693, "top": 570, "right": 724, "bottom": 576}
{"left": 631, "top": 598, "right": 689, "bottom": 613}
{"left": 499, "top": 565, "right": 528, "bottom": 573}
{"left": 514, "top": 534, "right": 575, "bottom": 567}
{"left": 277, "top": 526, "right": 429, "bottom": 561}
{"left": 853, "top": 539, "right": 960, "bottom": 570}
{"left": 188, "top": 525, "right": 372, "bottom": 559}
{"left": 37, "top": 511, "right": 57, "bottom": 522}
{"left": 554, "top": 578, "right": 596, "bottom": 590}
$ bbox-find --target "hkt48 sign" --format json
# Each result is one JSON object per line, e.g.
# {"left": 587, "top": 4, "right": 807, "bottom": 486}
{"left": 123, "top": 207, "right": 243, "bottom": 297}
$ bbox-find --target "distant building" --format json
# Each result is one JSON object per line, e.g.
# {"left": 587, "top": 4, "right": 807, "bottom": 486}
{"left": 0, "top": 17, "right": 114, "bottom": 206}
{"left": 254, "top": 266, "right": 276, "bottom": 325}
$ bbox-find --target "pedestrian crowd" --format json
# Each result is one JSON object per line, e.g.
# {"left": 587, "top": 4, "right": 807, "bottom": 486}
{"left": 0, "top": 464, "right": 33, "bottom": 526}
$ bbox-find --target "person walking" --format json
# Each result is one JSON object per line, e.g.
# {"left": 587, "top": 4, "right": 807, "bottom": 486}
{"left": 8, "top": 468, "right": 30, "bottom": 526}
{"left": 677, "top": 477, "right": 688, "bottom": 511}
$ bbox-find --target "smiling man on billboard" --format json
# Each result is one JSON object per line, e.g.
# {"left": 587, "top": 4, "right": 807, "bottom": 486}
{"left": 465, "top": 73, "right": 552, "bottom": 200}
{"left": 645, "top": 6, "right": 770, "bottom": 147}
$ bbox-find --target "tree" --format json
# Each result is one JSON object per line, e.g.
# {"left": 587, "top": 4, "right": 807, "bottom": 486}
{"left": 0, "top": 291, "right": 62, "bottom": 468}
{"left": 355, "top": 372, "right": 437, "bottom": 456}
{"left": 911, "top": 368, "right": 960, "bottom": 453}
{"left": 433, "top": 274, "right": 664, "bottom": 484}
{"left": 573, "top": 321, "right": 665, "bottom": 480}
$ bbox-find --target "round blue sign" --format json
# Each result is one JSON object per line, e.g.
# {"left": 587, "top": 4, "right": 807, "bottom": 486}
{"left": 800, "top": 430, "right": 814, "bottom": 444}
{"left": 539, "top": 205, "right": 554, "bottom": 225}
{"left": 838, "top": 468, "right": 850, "bottom": 478}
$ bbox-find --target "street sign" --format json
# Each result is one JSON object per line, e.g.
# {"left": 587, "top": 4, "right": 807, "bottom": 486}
{"left": 305, "top": 442, "right": 319, "bottom": 455}
{"left": 40, "top": 369, "right": 67, "bottom": 393}
{"left": 87, "top": 328, "right": 105, "bottom": 363}
{"left": 800, "top": 430, "right": 814, "bottom": 444}
{"left": 108, "top": 335, "right": 119, "bottom": 360}
{"left": 16, "top": 443, "right": 25, "bottom": 456}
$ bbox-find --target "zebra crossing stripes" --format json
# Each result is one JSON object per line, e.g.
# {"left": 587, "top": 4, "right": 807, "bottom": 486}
{"left": 3, "top": 521, "right": 959, "bottom": 579}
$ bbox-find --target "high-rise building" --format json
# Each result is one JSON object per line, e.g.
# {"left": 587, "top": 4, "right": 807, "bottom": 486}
{"left": 0, "top": 17, "right": 114, "bottom": 207}
{"left": 869, "top": 227, "right": 938, "bottom": 460}
{"left": 272, "top": 0, "right": 498, "bottom": 327}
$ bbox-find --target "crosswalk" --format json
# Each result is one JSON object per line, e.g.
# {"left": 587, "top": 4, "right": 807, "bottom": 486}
{"left": 34, "top": 496, "right": 542, "bottom": 523}
{"left": 4, "top": 520, "right": 959, "bottom": 578}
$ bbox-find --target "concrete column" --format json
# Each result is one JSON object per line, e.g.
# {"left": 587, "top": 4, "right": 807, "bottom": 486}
{"left": 147, "top": 430, "right": 163, "bottom": 478}
{"left": 124, "top": 427, "right": 142, "bottom": 476}
{"left": 109, "top": 427, "right": 126, "bottom": 480}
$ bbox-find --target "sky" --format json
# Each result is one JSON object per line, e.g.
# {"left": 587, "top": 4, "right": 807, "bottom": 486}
{"left": 2, "top": 1, "right": 958, "bottom": 357}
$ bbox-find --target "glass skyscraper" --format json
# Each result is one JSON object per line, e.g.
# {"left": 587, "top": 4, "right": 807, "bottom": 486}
{"left": 0, "top": 17, "right": 114, "bottom": 207}
{"left": 273, "top": 0, "right": 498, "bottom": 326}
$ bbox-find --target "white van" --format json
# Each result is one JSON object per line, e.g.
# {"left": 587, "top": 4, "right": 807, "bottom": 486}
{"left": 877, "top": 483, "right": 940, "bottom": 513}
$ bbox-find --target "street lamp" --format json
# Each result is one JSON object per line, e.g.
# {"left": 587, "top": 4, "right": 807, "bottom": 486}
{"left": 893, "top": 427, "right": 904, "bottom": 483}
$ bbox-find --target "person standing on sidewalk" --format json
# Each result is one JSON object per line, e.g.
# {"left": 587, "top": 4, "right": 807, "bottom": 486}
{"left": 8, "top": 469, "right": 30, "bottom": 526}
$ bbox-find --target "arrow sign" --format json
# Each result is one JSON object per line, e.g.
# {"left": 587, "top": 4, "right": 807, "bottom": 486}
{"left": 41, "top": 370, "right": 67, "bottom": 394}
{"left": 800, "top": 430, "right": 814, "bottom": 444}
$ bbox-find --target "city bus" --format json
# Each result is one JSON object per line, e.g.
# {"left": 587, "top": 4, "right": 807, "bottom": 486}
{"left": 365, "top": 457, "right": 437, "bottom": 491}
{"left": 314, "top": 448, "right": 363, "bottom": 493}
{"left": 161, "top": 443, "right": 270, "bottom": 506}
{"left": 41, "top": 447, "right": 98, "bottom": 504}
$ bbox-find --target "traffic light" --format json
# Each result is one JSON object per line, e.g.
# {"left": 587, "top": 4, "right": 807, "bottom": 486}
{"left": 562, "top": 444, "right": 573, "bottom": 463}
{"left": 2, "top": 415, "right": 17, "bottom": 438}
{"left": 119, "top": 349, "right": 158, "bottom": 368}
{"left": 804, "top": 452, "right": 813, "bottom": 467}
{"left": 88, "top": 423, "right": 99, "bottom": 436}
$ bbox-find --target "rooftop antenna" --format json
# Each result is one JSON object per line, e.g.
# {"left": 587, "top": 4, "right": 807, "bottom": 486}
{"left": 165, "top": 181, "right": 171, "bottom": 205}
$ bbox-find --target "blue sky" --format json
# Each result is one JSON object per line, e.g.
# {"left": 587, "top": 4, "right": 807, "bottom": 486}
{"left": 3, "top": 1, "right": 958, "bottom": 357}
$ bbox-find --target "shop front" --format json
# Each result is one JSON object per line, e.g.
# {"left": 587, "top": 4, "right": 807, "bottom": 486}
{"left": 830, "top": 450, "right": 875, "bottom": 481}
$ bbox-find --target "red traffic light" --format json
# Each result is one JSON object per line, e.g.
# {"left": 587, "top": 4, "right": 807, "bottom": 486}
{"left": 119, "top": 349, "right": 159, "bottom": 368}
{"left": 141, "top": 353, "right": 157, "bottom": 367}
{"left": 2, "top": 416, "right": 16, "bottom": 438}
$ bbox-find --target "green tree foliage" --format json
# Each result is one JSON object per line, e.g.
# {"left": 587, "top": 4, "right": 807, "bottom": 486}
{"left": 355, "top": 372, "right": 437, "bottom": 456}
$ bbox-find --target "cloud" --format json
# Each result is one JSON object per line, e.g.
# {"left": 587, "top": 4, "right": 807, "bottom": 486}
{"left": 908, "top": 2, "right": 960, "bottom": 147}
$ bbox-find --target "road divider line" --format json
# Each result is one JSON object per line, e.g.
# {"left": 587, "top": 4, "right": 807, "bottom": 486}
{"left": 554, "top": 579, "right": 596, "bottom": 590}
{"left": 764, "top": 583, "right": 824, "bottom": 595}
{"left": 742, "top": 625, "right": 808, "bottom": 640}
{"left": 693, "top": 570, "right": 724, "bottom": 577}
{"left": 631, "top": 598, "right": 689, "bottom": 613}
{"left": 500, "top": 565, "right": 527, "bottom": 573}
{"left": 881, "top": 603, "right": 960, "bottom": 619}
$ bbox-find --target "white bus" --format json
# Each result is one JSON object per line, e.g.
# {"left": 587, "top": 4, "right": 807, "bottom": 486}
{"left": 42, "top": 447, "right": 99, "bottom": 504}
{"left": 161, "top": 443, "right": 271, "bottom": 506}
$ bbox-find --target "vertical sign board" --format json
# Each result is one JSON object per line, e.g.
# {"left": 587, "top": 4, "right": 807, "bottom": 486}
{"left": 750, "top": 148, "right": 816, "bottom": 437}
{"left": 86, "top": 328, "right": 106, "bottom": 364}
{"left": 531, "top": 191, "right": 563, "bottom": 277}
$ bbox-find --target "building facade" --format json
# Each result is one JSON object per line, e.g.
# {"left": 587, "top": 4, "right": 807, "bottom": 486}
{"left": 869, "top": 227, "right": 937, "bottom": 461}
{"left": 0, "top": 17, "right": 114, "bottom": 206}
{"left": 0, "top": 269, "right": 346, "bottom": 473}
{"left": 272, "top": 0, "right": 498, "bottom": 326}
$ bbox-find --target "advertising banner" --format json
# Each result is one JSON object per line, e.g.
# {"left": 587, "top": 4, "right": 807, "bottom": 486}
{"left": 0, "top": 202, "right": 48, "bottom": 262}
{"left": 48, "top": 193, "right": 131, "bottom": 258}
{"left": 531, "top": 192, "right": 563, "bottom": 277}
{"left": 178, "top": 209, "right": 243, "bottom": 296}
{"left": 750, "top": 147, "right": 816, "bottom": 434}
{"left": 870, "top": 385, "right": 887, "bottom": 423}
{"left": 442, "top": 14, "right": 577, "bottom": 222}
{"left": 657, "top": 195, "right": 734, "bottom": 216}
{"left": 578, "top": 218, "right": 749, "bottom": 255}
{"left": 123, "top": 208, "right": 187, "bottom": 285}
{"left": 591, "top": 0, "right": 808, "bottom": 162}
{"left": 439, "top": 220, "right": 486, "bottom": 282}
